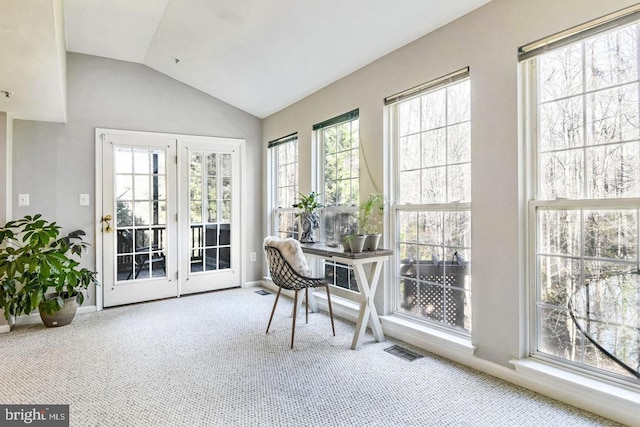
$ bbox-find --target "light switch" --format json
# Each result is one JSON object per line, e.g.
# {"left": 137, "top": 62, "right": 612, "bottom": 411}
{"left": 18, "top": 194, "right": 29, "bottom": 207}
{"left": 79, "top": 194, "right": 90, "bottom": 206}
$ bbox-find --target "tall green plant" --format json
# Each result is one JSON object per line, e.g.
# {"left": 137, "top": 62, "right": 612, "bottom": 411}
{"left": 0, "top": 214, "right": 99, "bottom": 320}
{"left": 358, "top": 193, "right": 387, "bottom": 234}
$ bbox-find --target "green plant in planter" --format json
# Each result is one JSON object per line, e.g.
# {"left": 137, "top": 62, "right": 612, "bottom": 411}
{"left": 358, "top": 193, "right": 387, "bottom": 235}
{"left": 293, "top": 191, "right": 324, "bottom": 243}
{"left": 292, "top": 191, "right": 324, "bottom": 213}
{"left": 0, "top": 214, "right": 99, "bottom": 324}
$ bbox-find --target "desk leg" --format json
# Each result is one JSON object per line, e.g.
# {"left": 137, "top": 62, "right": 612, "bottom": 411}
{"left": 351, "top": 261, "right": 385, "bottom": 350}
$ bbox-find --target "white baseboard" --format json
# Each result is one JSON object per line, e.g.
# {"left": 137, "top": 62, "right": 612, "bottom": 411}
{"left": 243, "top": 280, "right": 265, "bottom": 288}
{"left": 0, "top": 324, "right": 10, "bottom": 334}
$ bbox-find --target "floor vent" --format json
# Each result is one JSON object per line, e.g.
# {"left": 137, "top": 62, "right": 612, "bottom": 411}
{"left": 384, "top": 345, "right": 423, "bottom": 361}
{"left": 255, "top": 289, "right": 271, "bottom": 296}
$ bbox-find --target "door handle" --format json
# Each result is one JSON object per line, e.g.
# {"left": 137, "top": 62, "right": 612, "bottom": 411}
{"left": 101, "top": 215, "right": 113, "bottom": 232}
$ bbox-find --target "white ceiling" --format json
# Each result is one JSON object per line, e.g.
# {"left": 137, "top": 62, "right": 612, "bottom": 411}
{"left": 1, "top": 0, "right": 492, "bottom": 122}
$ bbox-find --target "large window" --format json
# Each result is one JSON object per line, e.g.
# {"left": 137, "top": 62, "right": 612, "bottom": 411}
{"left": 387, "top": 69, "right": 472, "bottom": 333}
{"left": 315, "top": 110, "right": 360, "bottom": 291}
{"left": 525, "top": 18, "right": 640, "bottom": 381}
{"left": 269, "top": 134, "right": 299, "bottom": 239}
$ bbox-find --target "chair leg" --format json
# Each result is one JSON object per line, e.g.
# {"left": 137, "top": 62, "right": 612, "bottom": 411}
{"left": 325, "top": 285, "right": 336, "bottom": 336}
{"left": 305, "top": 288, "right": 309, "bottom": 324}
{"left": 291, "top": 290, "right": 299, "bottom": 349}
{"left": 266, "top": 286, "right": 282, "bottom": 334}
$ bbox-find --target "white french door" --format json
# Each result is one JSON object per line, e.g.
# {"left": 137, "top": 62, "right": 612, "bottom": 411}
{"left": 99, "top": 130, "right": 242, "bottom": 308}
{"left": 178, "top": 138, "right": 241, "bottom": 294}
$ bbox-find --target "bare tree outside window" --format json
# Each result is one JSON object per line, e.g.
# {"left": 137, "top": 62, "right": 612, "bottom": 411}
{"left": 533, "top": 23, "right": 640, "bottom": 380}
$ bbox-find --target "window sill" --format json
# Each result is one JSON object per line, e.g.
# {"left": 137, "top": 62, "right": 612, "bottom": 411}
{"left": 510, "top": 358, "right": 639, "bottom": 426}
{"left": 380, "top": 315, "right": 476, "bottom": 359}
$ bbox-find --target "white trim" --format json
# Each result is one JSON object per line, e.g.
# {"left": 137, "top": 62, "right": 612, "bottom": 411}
{"left": 382, "top": 315, "right": 476, "bottom": 358}
{"left": 243, "top": 280, "right": 264, "bottom": 288}
{"left": 94, "top": 130, "right": 104, "bottom": 311}
{"left": 5, "top": 113, "right": 12, "bottom": 222}
{"left": 511, "top": 359, "right": 640, "bottom": 426}
{"left": 0, "top": 324, "right": 10, "bottom": 334}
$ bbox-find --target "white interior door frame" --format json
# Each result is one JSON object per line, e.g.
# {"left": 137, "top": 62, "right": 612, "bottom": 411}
{"left": 95, "top": 128, "right": 246, "bottom": 310}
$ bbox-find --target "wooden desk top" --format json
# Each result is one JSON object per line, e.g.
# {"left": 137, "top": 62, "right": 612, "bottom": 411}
{"left": 300, "top": 242, "right": 393, "bottom": 259}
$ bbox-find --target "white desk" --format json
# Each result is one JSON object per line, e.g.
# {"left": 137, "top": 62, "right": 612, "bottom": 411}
{"left": 300, "top": 243, "right": 392, "bottom": 350}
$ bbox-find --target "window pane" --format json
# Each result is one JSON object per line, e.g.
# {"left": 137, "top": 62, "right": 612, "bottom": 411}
{"left": 539, "top": 97, "right": 584, "bottom": 152}
{"left": 421, "top": 88, "right": 446, "bottom": 130}
{"left": 422, "top": 129, "right": 446, "bottom": 167}
{"left": 400, "top": 98, "right": 421, "bottom": 136}
{"left": 399, "top": 135, "right": 420, "bottom": 171}
{"left": 116, "top": 175, "right": 133, "bottom": 201}
{"left": 447, "top": 122, "right": 471, "bottom": 164}
{"left": 447, "top": 79, "right": 470, "bottom": 124}
{"left": 538, "top": 43, "right": 583, "bottom": 103}
{"left": 447, "top": 163, "right": 470, "bottom": 203}
{"left": 586, "top": 25, "right": 638, "bottom": 91}
{"left": 322, "top": 119, "right": 359, "bottom": 207}
{"left": 587, "top": 84, "right": 639, "bottom": 146}
{"left": 115, "top": 148, "right": 133, "bottom": 174}
{"left": 537, "top": 210, "right": 581, "bottom": 257}
{"left": 421, "top": 167, "right": 446, "bottom": 204}
{"left": 584, "top": 210, "right": 637, "bottom": 260}
{"left": 539, "top": 150, "right": 584, "bottom": 199}
{"left": 586, "top": 142, "right": 640, "bottom": 198}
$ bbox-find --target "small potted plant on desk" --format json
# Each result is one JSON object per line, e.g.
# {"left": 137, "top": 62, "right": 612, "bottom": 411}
{"left": 359, "top": 193, "right": 387, "bottom": 251}
{"left": 293, "top": 191, "right": 324, "bottom": 243}
{"left": 0, "top": 214, "right": 99, "bottom": 328}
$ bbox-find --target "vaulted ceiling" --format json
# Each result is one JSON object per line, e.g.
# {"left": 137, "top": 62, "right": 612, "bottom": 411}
{"left": 0, "top": 0, "right": 491, "bottom": 122}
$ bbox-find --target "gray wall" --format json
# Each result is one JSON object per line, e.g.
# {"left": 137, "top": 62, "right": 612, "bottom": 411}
{"left": 262, "top": 0, "right": 639, "bottom": 367}
{"left": 13, "top": 53, "right": 263, "bottom": 305}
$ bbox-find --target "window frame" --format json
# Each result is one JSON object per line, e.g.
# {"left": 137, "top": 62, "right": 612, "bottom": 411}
{"left": 387, "top": 70, "right": 472, "bottom": 335}
{"left": 268, "top": 134, "right": 299, "bottom": 240}
{"left": 314, "top": 111, "right": 360, "bottom": 294}
{"left": 523, "top": 21, "right": 640, "bottom": 384}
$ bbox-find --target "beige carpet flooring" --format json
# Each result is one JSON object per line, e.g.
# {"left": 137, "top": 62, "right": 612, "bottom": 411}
{"left": 0, "top": 287, "right": 625, "bottom": 426}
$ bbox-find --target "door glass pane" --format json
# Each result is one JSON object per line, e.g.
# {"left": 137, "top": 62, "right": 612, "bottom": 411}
{"left": 117, "top": 202, "right": 133, "bottom": 226}
{"left": 115, "top": 148, "right": 133, "bottom": 174}
{"left": 115, "top": 147, "right": 167, "bottom": 282}
{"left": 205, "top": 248, "right": 218, "bottom": 271}
{"left": 189, "top": 150, "right": 232, "bottom": 274}
{"left": 116, "top": 175, "right": 133, "bottom": 200}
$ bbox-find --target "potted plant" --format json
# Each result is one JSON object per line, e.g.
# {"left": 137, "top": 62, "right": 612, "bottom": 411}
{"left": 0, "top": 214, "right": 99, "bottom": 328}
{"left": 359, "top": 193, "right": 387, "bottom": 251}
{"left": 293, "top": 191, "right": 324, "bottom": 243}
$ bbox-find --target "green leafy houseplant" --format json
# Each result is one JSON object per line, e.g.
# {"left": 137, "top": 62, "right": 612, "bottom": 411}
{"left": 293, "top": 191, "right": 324, "bottom": 243}
{"left": 292, "top": 191, "right": 324, "bottom": 213}
{"left": 358, "top": 193, "right": 387, "bottom": 235}
{"left": 0, "top": 214, "right": 99, "bottom": 324}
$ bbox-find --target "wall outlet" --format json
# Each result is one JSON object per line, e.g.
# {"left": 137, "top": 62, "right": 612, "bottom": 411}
{"left": 18, "top": 194, "right": 29, "bottom": 206}
{"left": 79, "top": 194, "right": 90, "bottom": 206}
{"left": 250, "top": 252, "right": 257, "bottom": 262}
